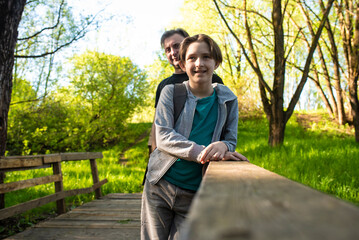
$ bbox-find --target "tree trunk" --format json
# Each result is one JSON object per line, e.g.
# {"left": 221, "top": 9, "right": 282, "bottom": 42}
{"left": 349, "top": 76, "right": 359, "bottom": 142}
{"left": 269, "top": 0, "right": 285, "bottom": 147}
{"left": 0, "top": 0, "right": 27, "bottom": 209}
{"left": 349, "top": 1, "right": 359, "bottom": 142}
{"left": 268, "top": 113, "right": 285, "bottom": 147}
{"left": 336, "top": 0, "right": 359, "bottom": 142}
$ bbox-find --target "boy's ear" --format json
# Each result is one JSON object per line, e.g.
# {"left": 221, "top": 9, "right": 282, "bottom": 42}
{"left": 179, "top": 61, "right": 186, "bottom": 72}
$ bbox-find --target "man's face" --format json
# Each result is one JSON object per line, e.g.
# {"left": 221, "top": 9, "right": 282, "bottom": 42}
{"left": 163, "top": 33, "right": 185, "bottom": 72}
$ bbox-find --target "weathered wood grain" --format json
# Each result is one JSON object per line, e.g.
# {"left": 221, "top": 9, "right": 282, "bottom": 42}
{"left": 53, "top": 162, "right": 65, "bottom": 214}
{"left": 6, "top": 227, "right": 140, "bottom": 240}
{"left": 43, "top": 154, "right": 61, "bottom": 164}
{"left": 0, "top": 174, "right": 62, "bottom": 194}
{"left": 0, "top": 157, "right": 43, "bottom": 169}
{"left": 90, "top": 158, "right": 102, "bottom": 198}
{"left": 59, "top": 152, "right": 103, "bottom": 161}
{"left": 6, "top": 193, "right": 141, "bottom": 240}
{"left": 181, "top": 161, "right": 359, "bottom": 240}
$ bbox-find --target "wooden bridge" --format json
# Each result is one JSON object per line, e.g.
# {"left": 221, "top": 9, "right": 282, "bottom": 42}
{"left": 5, "top": 193, "right": 142, "bottom": 240}
{"left": 2, "top": 156, "right": 359, "bottom": 239}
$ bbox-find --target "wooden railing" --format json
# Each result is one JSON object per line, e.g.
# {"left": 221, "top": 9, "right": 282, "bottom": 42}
{"left": 181, "top": 161, "right": 359, "bottom": 240}
{"left": 0, "top": 152, "right": 107, "bottom": 221}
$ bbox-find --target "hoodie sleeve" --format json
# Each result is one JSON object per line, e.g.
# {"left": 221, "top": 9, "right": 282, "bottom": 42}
{"left": 220, "top": 98, "right": 238, "bottom": 152}
{"left": 154, "top": 85, "right": 205, "bottom": 163}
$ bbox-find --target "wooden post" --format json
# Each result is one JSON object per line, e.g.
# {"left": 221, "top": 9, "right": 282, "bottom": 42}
{"left": 52, "top": 162, "right": 65, "bottom": 214}
{"left": 0, "top": 172, "right": 5, "bottom": 209}
{"left": 90, "top": 159, "right": 102, "bottom": 199}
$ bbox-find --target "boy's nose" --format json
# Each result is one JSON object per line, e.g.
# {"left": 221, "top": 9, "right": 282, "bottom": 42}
{"left": 195, "top": 58, "right": 203, "bottom": 66}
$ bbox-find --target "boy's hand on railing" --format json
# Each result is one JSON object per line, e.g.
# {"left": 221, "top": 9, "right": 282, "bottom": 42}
{"left": 199, "top": 141, "right": 228, "bottom": 164}
{"left": 222, "top": 151, "right": 249, "bottom": 162}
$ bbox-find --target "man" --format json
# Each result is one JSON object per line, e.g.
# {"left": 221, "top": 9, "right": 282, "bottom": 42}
{"left": 149, "top": 28, "right": 223, "bottom": 152}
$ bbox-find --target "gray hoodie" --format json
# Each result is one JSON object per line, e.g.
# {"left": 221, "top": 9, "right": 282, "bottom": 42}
{"left": 146, "top": 80, "right": 238, "bottom": 185}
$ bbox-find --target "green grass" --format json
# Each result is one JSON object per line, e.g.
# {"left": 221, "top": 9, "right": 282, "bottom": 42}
{"left": 236, "top": 114, "right": 359, "bottom": 206}
{"left": 1, "top": 113, "right": 359, "bottom": 237}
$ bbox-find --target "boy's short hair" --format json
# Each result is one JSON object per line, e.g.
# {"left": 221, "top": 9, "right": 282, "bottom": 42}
{"left": 179, "top": 34, "right": 223, "bottom": 65}
{"left": 160, "top": 28, "right": 189, "bottom": 48}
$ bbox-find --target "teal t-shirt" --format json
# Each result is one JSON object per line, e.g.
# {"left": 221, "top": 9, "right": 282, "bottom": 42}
{"left": 163, "top": 89, "right": 218, "bottom": 191}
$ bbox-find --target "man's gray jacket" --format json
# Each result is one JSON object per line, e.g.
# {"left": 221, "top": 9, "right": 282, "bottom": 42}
{"left": 146, "top": 81, "right": 238, "bottom": 185}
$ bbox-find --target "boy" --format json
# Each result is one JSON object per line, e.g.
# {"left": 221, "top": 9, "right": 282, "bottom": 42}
{"left": 141, "top": 34, "right": 247, "bottom": 240}
{"left": 148, "top": 28, "right": 223, "bottom": 154}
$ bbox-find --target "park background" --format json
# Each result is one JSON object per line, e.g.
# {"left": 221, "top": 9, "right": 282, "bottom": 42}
{"left": 1, "top": 0, "right": 358, "bottom": 237}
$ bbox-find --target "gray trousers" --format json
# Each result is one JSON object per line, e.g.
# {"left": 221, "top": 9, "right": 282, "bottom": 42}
{"left": 141, "top": 178, "right": 196, "bottom": 240}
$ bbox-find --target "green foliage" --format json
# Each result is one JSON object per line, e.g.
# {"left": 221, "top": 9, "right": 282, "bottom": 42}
{"left": 7, "top": 51, "right": 149, "bottom": 155}
{"left": 8, "top": 94, "right": 81, "bottom": 155}
{"left": 68, "top": 51, "right": 149, "bottom": 147}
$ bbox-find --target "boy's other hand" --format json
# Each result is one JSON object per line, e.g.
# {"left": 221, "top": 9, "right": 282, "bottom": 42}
{"left": 222, "top": 151, "right": 249, "bottom": 162}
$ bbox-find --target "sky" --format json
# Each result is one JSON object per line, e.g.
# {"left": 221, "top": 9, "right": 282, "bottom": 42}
{"left": 68, "top": 0, "right": 184, "bottom": 68}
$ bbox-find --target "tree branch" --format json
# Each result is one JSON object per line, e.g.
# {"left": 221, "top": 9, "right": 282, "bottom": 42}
{"left": 212, "top": 0, "right": 272, "bottom": 96}
{"left": 218, "top": 0, "right": 272, "bottom": 25}
{"left": 285, "top": 0, "right": 335, "bottom": 123}
{"left": 18, "top": 0, "right": 65, "bottom": 41}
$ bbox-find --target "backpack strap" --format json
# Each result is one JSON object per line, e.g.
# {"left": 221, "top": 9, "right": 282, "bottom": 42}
{"left": 173, "top": 83, "right": 187, "bottom": 124}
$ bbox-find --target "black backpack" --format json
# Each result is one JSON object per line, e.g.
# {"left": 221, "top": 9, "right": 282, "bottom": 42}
{"left": 173, "top": 83, "right": 187, "bottom": 124}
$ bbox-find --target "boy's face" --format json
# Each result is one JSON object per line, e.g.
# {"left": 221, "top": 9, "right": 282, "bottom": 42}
{"left": 181, "top": 41, "right": 219, "bottom": 84}
{"left": 163, "top": 33, "right": 185, "bottom": 73}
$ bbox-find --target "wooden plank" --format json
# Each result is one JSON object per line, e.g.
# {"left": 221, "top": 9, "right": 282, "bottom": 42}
{"left": 181, "top": 161, "right": 359, "bottom": 240}
{"left": 43, "top": 154, "right": 61, "bottom": 164}
{"left": 0, "top": 157, "right": 43, "bottom": 170}
{"left": 105, "top": 193, "right": 142, "bottom": 199}
{"left": 54, "top": 211, "right": 140, "bottom": 221}
{"left": 1, "top": 155, "right": 42, "bottom": 159}
{"left": 6, "top": 227, "right": 140, "bottom": 240}
{"left": 1, "top": 164, "right": 51, "bottom": 172}
{"left": 76, "top": 200, "right": 140, "bottom": 210}
{"left": 71, "top": 208, "right": 140, "bottom": 213}
{"left": 60, "top": 152, "right": 103, "bottom": 161}
{"left": 0, "top": 179, "right": 108, "bottom": 220}
{"left": 0, "top": 174, "right": 62, "bottom": 194}
{"left": 35, "top": 219, "right": 140, "bottom": 228}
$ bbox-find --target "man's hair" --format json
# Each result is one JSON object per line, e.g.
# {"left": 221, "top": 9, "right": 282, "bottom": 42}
{"left": 160, "top": 28, "right": 189, "bottom": 48}
{"left": 179, "top": 34, "right": 223, "bottom": 65}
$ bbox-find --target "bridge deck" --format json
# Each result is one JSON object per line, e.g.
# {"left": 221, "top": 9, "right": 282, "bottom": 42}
{"left": 6, "top": 193, "right": 142, "bottom": 240}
